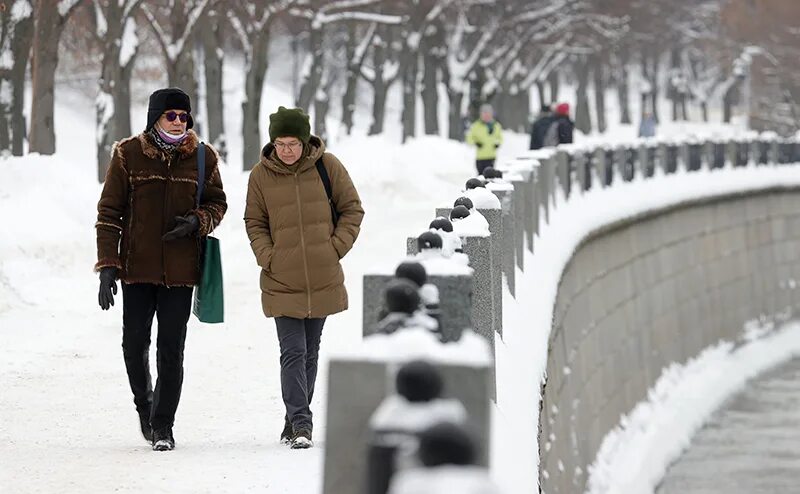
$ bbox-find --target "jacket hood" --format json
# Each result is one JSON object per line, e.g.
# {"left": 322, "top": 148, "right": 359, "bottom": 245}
{"left": 259, "top": 135, "right": 326, "bottom": 175}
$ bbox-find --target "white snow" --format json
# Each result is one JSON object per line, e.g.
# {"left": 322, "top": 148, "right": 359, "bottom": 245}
{"left": 369, "top": 395, "right": 468, "bottom": 432}
{"left": 57, "top": 0, "right": 80, "bottom": 17}
{"left": 451, "top": 211, "right": 490, "bottom": 238}
{"left": 11, "top": 0, "right": 32, "bottom": 21}
{"left": 491, "top": 160, "right": 800, "bottom": 493}
{"left": 343, "top": 328, "right": 493, "bottom": 366}
{"left": 95, "top": 91, "right": 114, "bottom": 146}
{"left": 119, "top": 17, "right": 139, "bottom": 68}
{"left": 586, "top": 321, "right": 800, "bottom": 494}
{"left": 389, "top": 465, "right": 502, "bottom": 494}
{"left": 464, "top": 187, "right": 501, "bottom": 209}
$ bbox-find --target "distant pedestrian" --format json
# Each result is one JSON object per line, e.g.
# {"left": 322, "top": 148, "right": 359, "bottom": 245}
{"left": 465, "top": 104, "right": 503, "bottom": 176}
{"left": 548, "top": 102, "right": 574, "bottom": 146}
{"left": 639, "top": 112, "right": 657, "bottom": 138}
{"left": 529, "top": 103, "right": 555, "bottom": 150}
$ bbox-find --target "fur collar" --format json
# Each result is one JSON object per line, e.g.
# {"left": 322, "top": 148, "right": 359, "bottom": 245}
{"left": 138, "top": 129, "right": 200, "bottom": 161}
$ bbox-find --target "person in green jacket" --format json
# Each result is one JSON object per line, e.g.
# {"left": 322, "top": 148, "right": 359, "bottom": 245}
{"left": 465, "top": 104, "right": 503, "bottom": 175}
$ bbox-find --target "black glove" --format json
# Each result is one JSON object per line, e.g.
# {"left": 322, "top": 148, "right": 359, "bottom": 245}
{"left": 474, "top": 141, "right": 484, "bottom": 148}
{"left": 162, "top": 214, "right": 200, "bottom": 241}
{"left": 494, "top": 143, "right": 500, "bottom": 148}
{"left": 98, "top": 266, "right": 118, "bottom": 310}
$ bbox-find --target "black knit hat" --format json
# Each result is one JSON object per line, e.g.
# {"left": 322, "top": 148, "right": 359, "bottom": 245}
{"left": 146, "top": 87, "right": 193, "bottom": 131}
{"left": 269, "top": 106, "right": 311, "bottom": 144}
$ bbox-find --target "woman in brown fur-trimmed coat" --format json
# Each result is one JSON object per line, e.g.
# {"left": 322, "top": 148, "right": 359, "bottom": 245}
{"left": 245, "top": 107, "right": 364, "bottom": 449}
{"left": 95, "top": 87, "right": 227, "bottom": 452}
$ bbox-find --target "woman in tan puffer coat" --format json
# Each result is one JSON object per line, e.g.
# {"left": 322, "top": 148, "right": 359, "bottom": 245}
{"left": 244, "top": 107, "right": 364, "bottom": 449}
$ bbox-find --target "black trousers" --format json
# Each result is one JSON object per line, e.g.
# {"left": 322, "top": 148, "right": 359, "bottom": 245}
{"left": 476, "top": 158, "right": 495, "bottom": 175}
{"left": 275, "top": 316, "right": 326, "bottom": 432}
{"left": 121, "top": 283, "right": 192, "bottom": 431}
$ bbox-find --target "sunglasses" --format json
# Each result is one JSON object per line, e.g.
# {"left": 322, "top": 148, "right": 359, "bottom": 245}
{"left": 164, "top": 111, "right": 189, "bottom": 123}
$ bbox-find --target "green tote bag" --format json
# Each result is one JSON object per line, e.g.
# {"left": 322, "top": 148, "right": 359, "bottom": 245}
{"left": 192, "top": 143, "right": 224, "bottom": 323}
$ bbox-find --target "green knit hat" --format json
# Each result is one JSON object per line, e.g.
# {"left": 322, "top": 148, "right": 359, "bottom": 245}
{"left": 268, "top": 106, "right": 311, "bottom": 144}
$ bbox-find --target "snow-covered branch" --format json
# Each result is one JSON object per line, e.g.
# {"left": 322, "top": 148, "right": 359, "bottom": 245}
{"left": 319, "top": 11, "right": 402, "bottom": 25}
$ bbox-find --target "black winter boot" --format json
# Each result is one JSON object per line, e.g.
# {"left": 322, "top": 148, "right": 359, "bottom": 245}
{"left": 139, "top": 412, "right": 153, "bottom": 443}
{"left": 152, "top": 426, "right": 175, "bottom": 451}
{"left": 290, "top": 429, "right": 313, "bottom": 449}
{"left": 280, "top": 417, "right": 293, "bottom": 444}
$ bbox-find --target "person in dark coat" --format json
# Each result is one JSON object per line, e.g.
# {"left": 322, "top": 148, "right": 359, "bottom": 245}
{"left": 529, "top": 104, "right": 555, "bottom": 150}
{"left": 552, "top": 102, "right": 574, "bottom": 146}
{"left": 95, "top": 87, "right": 228, "bottom": 452}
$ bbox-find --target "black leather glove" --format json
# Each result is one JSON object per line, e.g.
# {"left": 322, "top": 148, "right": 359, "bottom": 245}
{"left": 98, "top": 266, "right": 118, "bottom": 310}
{"left": 474, "top": 141, "right": 484, "bottom": 148}
{"left": 494, "top": 143, "right": 500, "bottom": 148}
{"left": 162, "top": 214, "right": 200, "bottom": 241}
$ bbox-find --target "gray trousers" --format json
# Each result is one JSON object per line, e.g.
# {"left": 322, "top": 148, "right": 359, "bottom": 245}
{"left": 276, "top": 316, "right": 326, "bottom": 432}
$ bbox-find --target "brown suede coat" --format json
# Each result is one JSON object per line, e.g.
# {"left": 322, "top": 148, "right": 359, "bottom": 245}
{"left": 244, "top": 136, "right": 364, "bottom": 319}
{"left": 95, "top": 130, "right": 227, "bottom": 286}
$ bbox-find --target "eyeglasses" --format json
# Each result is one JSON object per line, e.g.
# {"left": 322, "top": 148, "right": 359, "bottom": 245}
{"left": 164, "top": 111, "right": 189, "bottom": 123}
{"left": 275, "top": 141, "right": 302, "bottom": 151}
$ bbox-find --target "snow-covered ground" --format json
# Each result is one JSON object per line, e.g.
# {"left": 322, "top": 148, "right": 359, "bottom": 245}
{"left": 2, "top": 74, "right": 797, "bottom": 493}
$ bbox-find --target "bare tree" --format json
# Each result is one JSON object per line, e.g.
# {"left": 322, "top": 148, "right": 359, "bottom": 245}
{"left": 199, "top": 6, "right": 226, "bottom": 158}
{"left": 228, "top": 0, "right": 296, "bottom": 170}
{"left": 29, "top": 0, "right": 85, "bottom": 154}
{"left": 341, "top": 21, "right": 375, "bottom": 134}
{"left": 292, "top": 0, "right": 400, "bottom": 132}
{"left": 94, "top": 0, "right": 142, "bottom": 182}
{"left": 441, "top": 3, "right": 500, "bottom": 140}
{"left": 360, "top": 23, "right": 399, "bottom": 135}
{"left": 141, "top": 0, "right": 212, "bottom": 111}
{"left": 0, "top": 0, "right": 34, "bottom": 156}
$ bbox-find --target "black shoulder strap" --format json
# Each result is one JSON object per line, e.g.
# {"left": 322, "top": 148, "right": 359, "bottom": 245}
{"left": 315, "top": 156, "right": 339, "bottom": 227}
{"left": 196, "top": 142, "right": 206, "bottom": 208}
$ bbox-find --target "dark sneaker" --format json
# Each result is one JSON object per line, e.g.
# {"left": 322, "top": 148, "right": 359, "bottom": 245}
{"left": 280, "top": 418, "right": 293, "bottom": 445}
{"left": 152, "top": 427, "right": 175, "bottom": 451}
{"left": 139, "top": 413, "right": 153, "bottom": 443}
{"left": 290, "top": 429, "right": 313, "bottom": 449}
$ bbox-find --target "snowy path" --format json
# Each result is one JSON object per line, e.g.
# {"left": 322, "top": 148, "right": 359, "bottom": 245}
{"left": 657, "top": 358, "right": 800, "bottom": 493}
{"left": 0, "top": 99, "right": 535, "bottom": 491}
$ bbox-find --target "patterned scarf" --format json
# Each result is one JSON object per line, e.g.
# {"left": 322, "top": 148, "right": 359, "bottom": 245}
{"left": 147, "top": 126, "right": 181, "bottom": 156}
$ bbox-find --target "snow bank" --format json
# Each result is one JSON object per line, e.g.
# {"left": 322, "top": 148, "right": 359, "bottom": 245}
{"left": 338, "top": 328, "right": 492, "bottom": 367}
{"left": 586, "top": 321, "right": 800, "bottom": 494}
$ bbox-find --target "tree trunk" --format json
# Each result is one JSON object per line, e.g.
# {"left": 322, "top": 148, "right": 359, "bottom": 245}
{"left": 650, "top": 53, "right": 660, "bottom": 123}
{"left": 536, "top": 80, "right": 546, "bottom": 110}
{"left": 723, "top": 78, "right": 742, "bottom": 124}
{"left": 242, "top": 32, "right": 270, "bottom": 170}
{"left": 421, "top": 49, "right": 439, "bottom": 135}
{"left": 400, "top": 47, "right": 418, "bottom": 142}
{"left": 314, "top": 86, "right": 329, "bottom": 142}
{"left": 30, "top": 1, "right": 69, "bottom": 155}
{"left": 201, "top": 11, "right": 225, "bottom": 157}
{"left": 701, "top": 101, "right": 708, "bottom": 122}
{"left": 341, "top": 23, "right": 358, "bottom": 135}
{"left": 575, "top": 57, "right": 592, "bottom": 134}
{"left": 593, "top": 55, "right": 607, "bottom": 133}
{"left": 615, "top": 48, "right": 631, "bottom": 124}
{"left": 548, "top": 71, "right": 559, "bottom": 102}
{"left": 447, "top": 88, "right": 464, "bottom": 141}
{"left": 96, "top": 3, "right": 124, "bottom": 182}
{"left": 367, "top": 30, "right": 390, "bottom": 136}
{"left": 368, "top": 76, "right": 388, "bottom": 135}
{"left": 297, "top": 24, "right": 323, "bottom": 111}
{"left": 10, "top": 11, "right": 32, "bottom": 157}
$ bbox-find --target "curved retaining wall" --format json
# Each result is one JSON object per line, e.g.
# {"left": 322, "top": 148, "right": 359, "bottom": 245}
{"left": 539, "top": 188, "right": 800, "bottom": 493}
